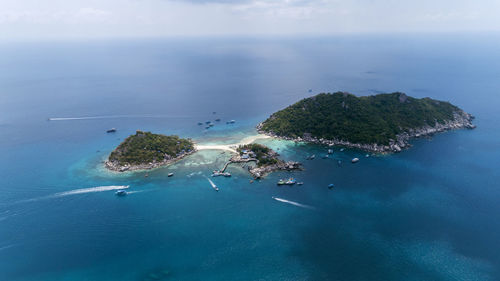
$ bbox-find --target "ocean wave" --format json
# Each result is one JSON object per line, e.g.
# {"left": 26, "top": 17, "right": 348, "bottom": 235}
{"left": 272, "top": 197, "right": 315, "bottom": 210}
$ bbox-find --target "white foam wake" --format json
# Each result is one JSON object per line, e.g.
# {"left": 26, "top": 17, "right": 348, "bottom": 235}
{"left": 14, "top": 185, "right": 130, "bottom": 204}
{"left": 272, "top": 197, "right": 315, "bottom": 210}
{"left": 54, "top": 185, "right": 129, "bottom": 197}
{"left": 48, "top": 114, "right": 189, "bottom": 121}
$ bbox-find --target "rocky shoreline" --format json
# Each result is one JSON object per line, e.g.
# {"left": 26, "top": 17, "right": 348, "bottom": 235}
{"left": 105, "top": 149, "right": 197, "bottom": 172}
{"left": 258, "top": 110, "right": 475, "bottom": 153}
{"left": 228, "top": 154, "right": 302, "bottom": 179}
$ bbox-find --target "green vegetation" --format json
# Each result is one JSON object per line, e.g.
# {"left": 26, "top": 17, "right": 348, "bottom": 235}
{"left": 108, "top": 131, "right": 194, "bottom": 165}
{"left": 237, "top": 143, "right": 279, "bottom": 167}
{"left": 260, "top": 92, "right": 462, "bottom": 145}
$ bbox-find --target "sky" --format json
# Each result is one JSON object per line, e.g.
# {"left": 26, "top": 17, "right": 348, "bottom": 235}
{"left": 1, "top": 0, "right": 499, "bottom": 40}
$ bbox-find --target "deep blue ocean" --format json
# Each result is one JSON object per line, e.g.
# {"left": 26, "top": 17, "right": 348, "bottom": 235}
{"left": 1, "top": 34, "right": 500, "bottom": 281}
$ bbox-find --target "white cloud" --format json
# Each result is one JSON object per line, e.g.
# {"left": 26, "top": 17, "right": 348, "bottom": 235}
{"left": 0, "top": 0, "right": 499, "bottom": 39}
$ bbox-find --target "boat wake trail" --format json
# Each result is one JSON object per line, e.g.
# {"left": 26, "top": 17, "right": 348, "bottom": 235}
{"left": 15, "top": 185, "right": 130, "bottom": 204}
{"left": 48, "top": 114, "right": 190, "bottom": 121}
{"left": 272, "top": 197, "right": 315, "bottom": 210}
{"left": 204, "top": 176, "right": 219, "bottom": 191}
{"left": 54, "top": 185, "right": 130, "bottom": 197}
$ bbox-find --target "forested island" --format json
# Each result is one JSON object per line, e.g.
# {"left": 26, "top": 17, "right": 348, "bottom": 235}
{"left": 105, "top": 130, "right": 195, "bottom": 172}
{"left": 258, "top": 92, "right": 475, "bottom": 153}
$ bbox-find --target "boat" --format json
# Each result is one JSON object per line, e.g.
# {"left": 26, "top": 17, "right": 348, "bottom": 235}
{"left": 337, "top": 160, "right": 342, "bottom": 166}
{"left": 277, "top": 178, "right": 297, "bottom": 185}
{"left": 297, "top": 182, "right": 304, "bottom": 185}
{"left": 197, "top": 122, "right": 203, "bottom": 125}
{"left": 308, "top": 89, "right": 312, "bottom": 93}
{"left": 212, "top": 171, "right": 221, "bottom": 177}
{"left": 328, "top": 149, "right": 333, "bottom": 154}
{"left": 106, "top": 128, "right": 117, "bottom": 133}
{"left": 168, "top": 173, "right": 174, "bottom": 177}
{"left": 222, "top": 172, "right": 231, "bottom": 177}
{"left": 215, "top": 118, "right": 221, "bottom": 122}
{"left": 205, "top": 121, "right": 211, "bottom": 124}
{"left": 351, "top": 158, "right": 360, "bottom": 163}
{"left": 340, "top": 148, "right": 345, "bottom": 152}
{"left": 226, "top": 120, "right": 236, "bottom": 124}
{"left": 322, "top": 155, "right": 329, "bottom": 159}
{"left": 208, "top": 123, "right": 214, "bottom": 127}
{"left": 365, "top": 154, "right": 370, "bottom": 158}
{"left": 306, "top": 154, "right": 315, "bottom": 160}
{"left": 328, "top": 184, "right": 335, "bottom": 189}
{"left": 207, "top": 177, "right": 219, "bottom": 191}
{"left": 115, "top": 190, "right": 127, "bottom": 196}
{"left": 205, "top": 126, "right": 210, "bottom": 129}
{"left": 213, "top": 111, "right": 217, "bottom": 114}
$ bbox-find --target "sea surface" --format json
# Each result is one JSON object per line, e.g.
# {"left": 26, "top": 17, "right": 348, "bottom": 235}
{"left": 1, "top": 34, "right": 500, "bottom": 281}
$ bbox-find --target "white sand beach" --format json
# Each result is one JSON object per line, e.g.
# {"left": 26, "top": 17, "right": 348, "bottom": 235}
{"left": 195, "top": 134, "right": 271, "bottom": 153}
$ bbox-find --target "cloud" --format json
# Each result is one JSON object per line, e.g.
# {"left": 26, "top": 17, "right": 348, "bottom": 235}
{"left": 0, "top": 0, "right": 499, "bottom": 39}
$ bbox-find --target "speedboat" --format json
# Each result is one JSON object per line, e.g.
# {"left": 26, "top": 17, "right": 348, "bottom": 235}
{"left": 351, "top": 158, "right": 360, "bottom": 163}
{"left": 328, "top": 184, "right": 335, "bottom": 189}
{"left": 106, "top": 128, "right": 117, "bottom": 133}
{"left": 115, "top": 190, "right": 127, "bottom": 196}
{"left": 168, "top": 173, "right": 174, "bottom": 177}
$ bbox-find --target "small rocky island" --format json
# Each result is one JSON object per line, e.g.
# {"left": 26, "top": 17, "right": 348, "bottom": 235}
{"left": 230, "top": 143, "right": 301, "bottom": 179}
{"left": 106, "top": 130, "right": 195, "bottom": 172}
{"left": 258, "top": 92, "right": 475, "bottom": 153}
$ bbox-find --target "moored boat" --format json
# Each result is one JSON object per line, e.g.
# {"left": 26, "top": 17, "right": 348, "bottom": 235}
{"left": 168, "top": 173, "right": 174, "bottom": 177}
{"left": 277, "top": 178, "right": 297, "bottom": 185}
{"left": 328, "top": 184, "right": 335, "bottom": 189}
{"left": 106, "top": 128, "right": 117, "bottom": 133}
{"left": 351, "top": 158, "right": 359, "bottom": 163}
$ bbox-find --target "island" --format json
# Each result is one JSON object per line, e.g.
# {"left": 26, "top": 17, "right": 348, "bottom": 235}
{"left": 229, "top": 143, "right": 301, "bottom": 179}
{"left": 105, "top": 130, "right": 195, "bottom": 172}
{"left": 258, "top": 92, "right": 475, "bottom": 153}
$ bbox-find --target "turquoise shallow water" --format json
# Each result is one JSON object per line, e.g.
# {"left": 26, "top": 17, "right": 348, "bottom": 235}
{"left": 1, "top": 35, "right": 500, "bottom": 280}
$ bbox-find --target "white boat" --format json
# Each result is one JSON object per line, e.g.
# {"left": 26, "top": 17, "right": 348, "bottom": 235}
{"left": 168, "top": 173, "right": 174, "bottom": 177}
{"left": 351, "top": 158, "right": 359, "bottom": 163}
{"left": 115, "top": 190, "right": 127, "bottom": 196}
